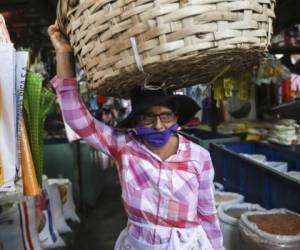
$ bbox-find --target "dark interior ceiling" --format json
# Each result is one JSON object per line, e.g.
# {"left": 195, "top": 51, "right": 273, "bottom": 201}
{"left": 0, "top": 0, "right": 300, "bottom": 50}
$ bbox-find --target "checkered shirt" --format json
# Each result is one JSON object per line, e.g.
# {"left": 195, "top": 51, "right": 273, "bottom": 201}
{"left": 52, "top": 77, "right": 224, "bottom": 250}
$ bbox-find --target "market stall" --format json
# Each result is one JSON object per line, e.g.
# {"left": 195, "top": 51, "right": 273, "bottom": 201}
{"left": 1, "top": 0, "right": 300, "bottom": 249}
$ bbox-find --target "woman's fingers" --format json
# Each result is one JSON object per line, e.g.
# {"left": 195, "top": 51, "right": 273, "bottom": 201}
{"left": 48, "top": 24, "right": 57, "bottom": 36}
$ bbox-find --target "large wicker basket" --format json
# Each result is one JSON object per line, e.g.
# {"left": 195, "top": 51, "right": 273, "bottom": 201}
{"left": 57, "top": 0, "right": 276, "bottom": 97}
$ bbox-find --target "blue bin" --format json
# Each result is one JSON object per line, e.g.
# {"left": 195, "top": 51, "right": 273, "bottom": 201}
{"left": 179, "top": 128, "right": 240, "bottom": 149}
{"left": 210, "top": 141, "right": 300, "bottom": 213}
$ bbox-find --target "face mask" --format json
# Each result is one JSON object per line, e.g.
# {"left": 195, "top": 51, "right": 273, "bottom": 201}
{"left": 135, "top": 124, "right": 179, "bottom": 148}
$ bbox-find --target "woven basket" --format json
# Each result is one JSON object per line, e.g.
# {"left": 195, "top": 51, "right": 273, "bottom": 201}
{"left": 57, "top": 0, "right": 276, "bottom": 97}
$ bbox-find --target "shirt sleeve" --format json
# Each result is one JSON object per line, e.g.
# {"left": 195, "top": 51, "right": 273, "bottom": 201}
{"left": 197, "top": 155, "right": 225, "bottom": 250}
{"left": 51, "top": 77, "right": 127, "bottom": 158}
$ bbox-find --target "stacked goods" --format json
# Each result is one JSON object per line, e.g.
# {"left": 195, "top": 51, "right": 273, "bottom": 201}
{"left": 57, "top": 0, "right": 276, "bottom": 97}
{"left": 52, "top": 178, "right": 80, "bottom": 223}
{"left": 239, "top": 209, "right": 300, "bottom": 250}
{"left": 43, "top": 176, "right": 71, "bottom": 234}
{"left": 214, "top": 191, "right": 244, "bottom": 207}
{"left": 36, "top": 188, "right": 66, "bottom": 249}
{"left": 240, "top": 153, "right": 289, "bottom": 172}
{"left": 1, "top": 14, "right": 40, "bottom": 195}
{"left": 217, "top": 203, "right": 265, "bottom": 250}
{"left": 268, "top": 119, "right": 300, "bottom": 146}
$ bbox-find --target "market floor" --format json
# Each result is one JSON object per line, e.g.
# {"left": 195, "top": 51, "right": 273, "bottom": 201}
{"left": 71, "top": 167, "right": 127, "bottom": 250}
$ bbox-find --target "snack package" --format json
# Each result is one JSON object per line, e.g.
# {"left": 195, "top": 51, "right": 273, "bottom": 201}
{"left": 0, "top": 43, "right": 17, "bottom": 191}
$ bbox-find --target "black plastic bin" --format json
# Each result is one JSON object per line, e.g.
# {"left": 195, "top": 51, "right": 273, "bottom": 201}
{"left": 210, "top": 141, "right": 300, "bottom": 213}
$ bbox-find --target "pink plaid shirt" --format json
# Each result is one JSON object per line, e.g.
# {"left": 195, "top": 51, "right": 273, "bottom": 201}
{"left": 52, "top": 77, "right": 224, "bottom": 250}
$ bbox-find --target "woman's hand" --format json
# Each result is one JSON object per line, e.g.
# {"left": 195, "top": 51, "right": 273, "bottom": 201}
{"left": 48, "top": 22, "right": 72, "bottom": 54}
{"left": 48, "top": 22, "right": 75, "bottom": 78}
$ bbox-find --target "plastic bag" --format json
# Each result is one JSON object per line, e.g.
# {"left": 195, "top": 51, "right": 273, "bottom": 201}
{"left": 52, "top": 178, "right": 80, "bottom": 223}
{"left": 262, "top": 161, "right": 288, "bottom": 173}
{"left": 43, "top": 176, "right": 71, "bottom": 234}
{"left": 239, "top": 209, "right": 300, "bottom": 250}
{"left": 0, "top": 195, "right": 42, "bottom": 250}
{"left": 37, "top": 190, "right": 66, "bottom": 249}
{"left": 218, "top": 203, "right": 265, "bottom": 250}
{"left": 0, "top": 43, "right": 17, "bottom": 191}
{"left": 214, "top": 182, "right": 224, "bottom": 192}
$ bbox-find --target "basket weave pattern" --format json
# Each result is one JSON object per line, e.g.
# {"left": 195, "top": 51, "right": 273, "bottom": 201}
{"left": 58, "top": 0, "right": 276, "bottom": 97}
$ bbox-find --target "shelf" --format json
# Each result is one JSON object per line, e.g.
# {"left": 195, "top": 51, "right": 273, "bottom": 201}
{"left": 271, "top": 99, "right": 300, "bottom": 114}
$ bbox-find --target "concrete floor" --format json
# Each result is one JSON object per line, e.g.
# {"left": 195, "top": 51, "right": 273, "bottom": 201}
{"left": 71, "top": 167, "right": 127, "bottom": 250}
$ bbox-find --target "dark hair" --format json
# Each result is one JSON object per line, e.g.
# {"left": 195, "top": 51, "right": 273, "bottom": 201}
{"left": 159, "top": 99, "right": 180, "bottom": 114}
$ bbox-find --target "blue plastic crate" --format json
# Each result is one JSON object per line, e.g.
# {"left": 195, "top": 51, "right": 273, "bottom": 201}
{"left": 210, "top": 141, "right": 300, "bottom": 213}
{"left": 179, "top": 128, "right": 240, "bottom": 149}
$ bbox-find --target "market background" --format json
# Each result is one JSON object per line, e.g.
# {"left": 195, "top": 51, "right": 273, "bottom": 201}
{"left": 1, "top": 0, "right": 300, "bottom": 250}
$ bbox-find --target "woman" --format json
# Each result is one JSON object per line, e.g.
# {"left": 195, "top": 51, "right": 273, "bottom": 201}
{"left": 48, "top": 23, "right": 224, "bottom": 250}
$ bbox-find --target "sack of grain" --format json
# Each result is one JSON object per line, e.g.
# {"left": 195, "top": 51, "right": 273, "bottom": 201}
{"left": 43, "top": 176, "right": 72, "bottom": 234}
{"left": 214, "top": 182, "right": 224, "bottom": 192}
{"left": 239, "top": 209, "right": 300, "bottom": 250}
{"left": 0, "top": 194, "right": 42, "bottom": 250}
{"left": 37, "top": 190, "right": 66, "bottom": 249}
{"left": 57, "top": 0, "right": 276, "bottom": 97}
{"left": 217, "top": 202, "right": 265, "bottom": 250}
{"left": 214, "top": 191, "right": 244, "bottom": 207}
{"left": 50, "top": 178, "right": 80, "bottom": 223}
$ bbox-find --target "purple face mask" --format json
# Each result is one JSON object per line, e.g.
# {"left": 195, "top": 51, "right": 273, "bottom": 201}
{"left": 135, "top": 124, "right": 179, "bottom": 148}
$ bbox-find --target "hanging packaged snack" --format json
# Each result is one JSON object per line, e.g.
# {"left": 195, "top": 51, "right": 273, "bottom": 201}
{"left": 15, "top": 51, "right": 29, "bottom": 177}
{"left": 20, "top": 116, "right": 40, "bottom": 196}
{"left": 0, "top": 42, "right": 17, "bottom": 192}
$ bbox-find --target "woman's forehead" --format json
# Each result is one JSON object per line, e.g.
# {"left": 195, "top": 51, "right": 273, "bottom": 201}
{"left": 145, "top": 105, "right": 172, "bottom": 113}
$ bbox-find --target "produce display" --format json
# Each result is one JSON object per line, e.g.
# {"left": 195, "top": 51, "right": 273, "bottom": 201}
{"left": 248, "top": 213, "right": 300, "bottom": 236}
